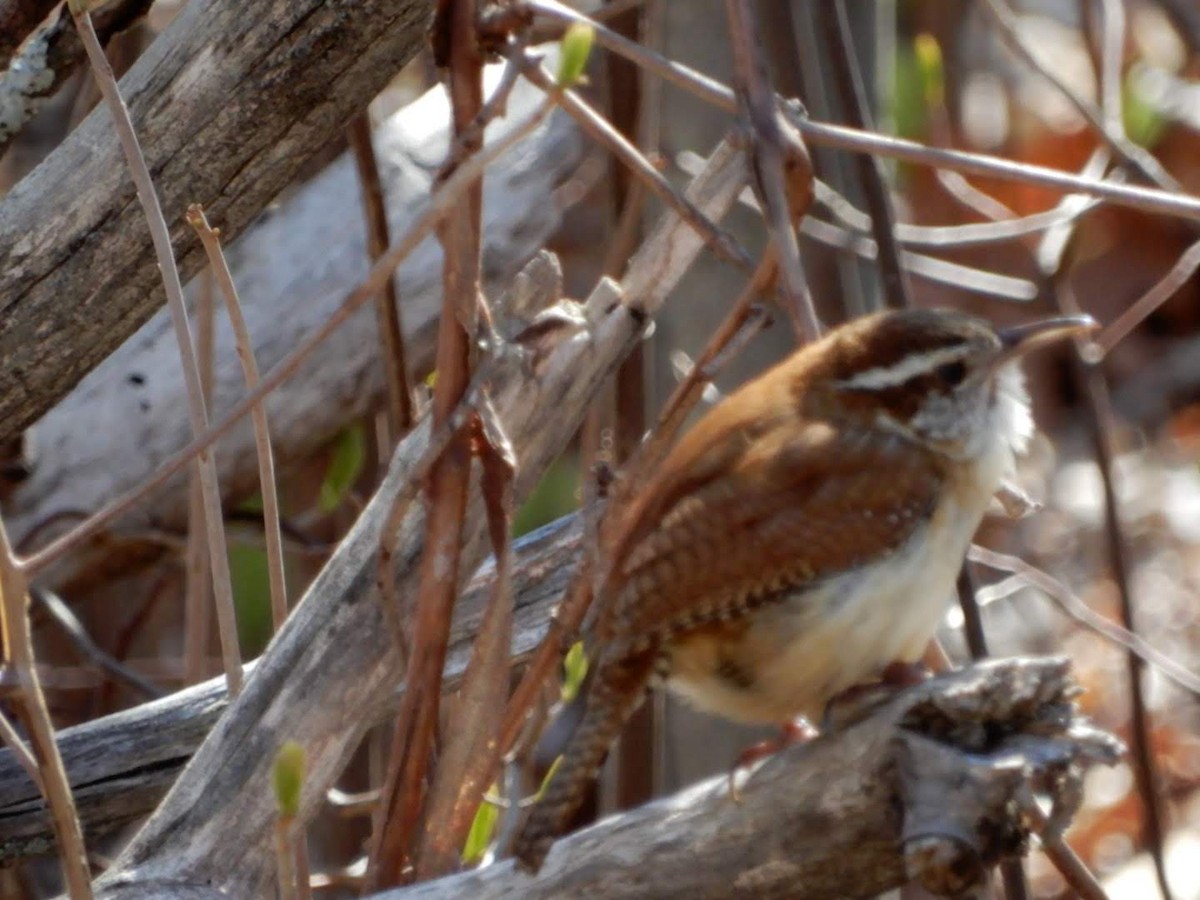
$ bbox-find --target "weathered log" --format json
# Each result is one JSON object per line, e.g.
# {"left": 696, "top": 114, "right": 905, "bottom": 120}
{"left": 374, "top": 659, "right": 1121, "bottom": 900}
{"left": 0, "top": 0, "right": 431, "bottom": 441}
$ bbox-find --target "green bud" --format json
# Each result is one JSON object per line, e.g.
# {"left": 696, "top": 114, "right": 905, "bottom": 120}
{"left": 273, "top": 741, "right": 306, "bottom": 818}
{"left": 557, "top": 23, "right": 595, "bottom": 89}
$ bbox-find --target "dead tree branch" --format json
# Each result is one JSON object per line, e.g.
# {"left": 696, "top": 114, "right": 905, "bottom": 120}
{"left": 0, "top": 0, "right": 432, "bottom": 442}
{"left": 367, "top": 660, "right": 1120, "bottom": 900}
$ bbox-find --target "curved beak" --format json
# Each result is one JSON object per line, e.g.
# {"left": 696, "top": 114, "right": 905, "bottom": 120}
{"left": 994, "top": 314, "right": 1098, "bottom": 368}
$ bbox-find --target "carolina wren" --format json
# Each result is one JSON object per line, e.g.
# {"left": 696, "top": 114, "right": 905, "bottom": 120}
{"left": 514, "top": 308, "right": 1094, "bottom": 872}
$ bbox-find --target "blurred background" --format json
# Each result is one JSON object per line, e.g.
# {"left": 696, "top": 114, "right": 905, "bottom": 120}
{"left": 3, "top": 1, "right": 1200, "bottom": 897}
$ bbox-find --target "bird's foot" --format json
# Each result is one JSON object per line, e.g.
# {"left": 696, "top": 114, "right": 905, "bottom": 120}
{"left": 727, "top": 718, "right": 818, "bottom": 802}
{"left": 822, "top": 661, "right": 933, "bottom": 731}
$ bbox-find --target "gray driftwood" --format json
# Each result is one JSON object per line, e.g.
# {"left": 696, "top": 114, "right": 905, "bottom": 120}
{"left": 0, "top": 513, "right": 582, "bottom": 863}
{"left": 4, "top": 64, "right": 583, "bottom": 587}
{"left": 0, "top": 0, "right": 431, "bottom": 441}
{"left": 374, "top": 658, "right": 1121, "bottom": 900}
{"left": 80, "top": 137, "right": 746, "bottom": 897}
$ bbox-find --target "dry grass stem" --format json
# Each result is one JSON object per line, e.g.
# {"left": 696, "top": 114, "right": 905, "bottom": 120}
{"left": 188, "top": 205, "right": 290, "bottom": 633}
{"left": 184, "top": 270, "right": 214, "bottom": 685}
{"left": 68, "top": 0, "right": 243, "bottom": 695}
{"left": 0, "top": 520, "right": 91, "bottom": 897}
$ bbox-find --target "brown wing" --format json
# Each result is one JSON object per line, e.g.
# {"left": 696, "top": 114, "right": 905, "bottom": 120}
{"left": 607, "top": 417, "right": 944, "bottom": 653}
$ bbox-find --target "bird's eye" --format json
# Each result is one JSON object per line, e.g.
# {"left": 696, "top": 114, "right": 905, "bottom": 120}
{"left": 936, "top": 360, "right": 968, "bottom": 387}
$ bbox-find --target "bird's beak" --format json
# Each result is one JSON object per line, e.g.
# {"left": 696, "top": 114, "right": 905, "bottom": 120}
{"left": 993, "top": 314, "right": 1098, "bottom": 368}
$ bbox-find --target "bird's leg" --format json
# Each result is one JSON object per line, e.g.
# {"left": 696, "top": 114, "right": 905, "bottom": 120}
{"left": 728, "top": 718, "right": 819, "bottom": 800}
{"left": 822, "top": 660, "right": 933, "bottom": 731}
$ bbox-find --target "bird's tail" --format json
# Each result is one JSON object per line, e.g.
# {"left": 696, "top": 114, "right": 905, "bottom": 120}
{"left": 512, "top": 649, "right": 656, "bottom": 873}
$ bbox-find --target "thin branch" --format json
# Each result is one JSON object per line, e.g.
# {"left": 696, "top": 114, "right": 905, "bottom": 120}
{"left": 818, "top": 0, "right": 911, "bottom": 310}
{"left": 1092, "top": 237, "right": 1200, "bottom": 356}
{"left": 187, "top": 205, "right": 290, "bottom": 634}
{"left": 527, "top": 0, "right": 1200, "bottom": 223}
{"left": 724, "top": 0, "right": 819, "bottom": 342}
{"left": 517, "top": 53, "right": 754, "bottom": 273}
{"left": 31, "top": 587, "right": 165, "bottom": 700}
{"left": 978, "top": 0, "right": 1179, "bottom": 191}
{"left": 1056, "top": 280, "right": 1174, "bottom": 900}
{"left": 0, "top": 706, "right": 42, "bottom": 793}
{"left": 416, "top": 407, "right": 517, "bottom": 876}
{"left": 968, "top": 546, "right": 1200, "bottom": 697}
{"left": 19, "top": 89, "right": 560, "bottom": 579}
{"left": 369, "top": 0, "right": 485, "bottom": 884}
{"left": 68, "top": 0, "right": 243, "bottom": 695}
{"left": 0, "top": 520, "right": 91, "bottom": 898}
{"left": 347, "top": 113, "right": 416, "bottom": 442}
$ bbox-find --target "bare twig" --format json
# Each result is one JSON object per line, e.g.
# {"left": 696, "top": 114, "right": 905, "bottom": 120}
{"left": 1092, "top": 237, "right": 1200, "bottom": 356}
{"left": 416, "top": 406, "right": 517, "bottom": 876}
{"left": 348, "top": 114, "right": 416, "bottom": 442}
{"left": 978, "top": 0, "right": 1178, "bottom": 191}
{"left": 31, "top": 587, "right": 165, "bottom": 700}
{"left": 818, "top": 0, "right": 911, "bottom": 310}
{"left": 19, "top": 88, "right": 560, "bottom": 579}
{"left": 724, "top": 0, "right": 818, "bottom": 342}
{"left": 1056, "top": 283, "right": 1174, "bottom": 900}
{"left": 369, "top": 0, "right": 485, "bottom": 885}
{"left": 517, "top": 53, "right": 753, "bottom": 273}
{"left": 968, "top": 546, "right": 1200, "bottom": 697}
{"left": 68, "top": 0, "right": 243, "bottom": 695}
{"left": 0, "top": 706, "right": 42, "bottom": 793}
{"left": 188, "top": 205, "right": 290, "bottom": 634}
{"left": 0, "top": 520, "right": 91, "bottom": 897}
{"left": 524, "top": 4, "right": 1200, "bottom": 223}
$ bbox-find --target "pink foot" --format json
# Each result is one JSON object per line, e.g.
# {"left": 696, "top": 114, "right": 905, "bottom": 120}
{"left": 728, "top": 719, "right": 818, "bottom": 800}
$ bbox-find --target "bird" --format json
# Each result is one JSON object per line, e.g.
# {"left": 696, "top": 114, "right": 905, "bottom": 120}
{"left": 512, "top": 307, "right": 1095, "bottom": 873}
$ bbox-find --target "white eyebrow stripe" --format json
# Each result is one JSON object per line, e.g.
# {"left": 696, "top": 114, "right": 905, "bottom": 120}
{"left": 838, "top": 345, "right": 969, "bottom": 390}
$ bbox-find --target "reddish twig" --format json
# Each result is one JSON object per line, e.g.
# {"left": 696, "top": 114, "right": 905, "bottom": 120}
{"left": 368, "top": 0, "right": 486, "bottom": 886}
{"left": 416, "top": 402, "right": 517, "bottom": 876}
{"left": 347, "top": 114, "right": 416, "bottom": 443}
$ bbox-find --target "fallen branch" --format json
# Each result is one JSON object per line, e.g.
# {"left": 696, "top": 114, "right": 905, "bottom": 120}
{"left": 0, "top": 0, "right": 431, "bottom": 441}
{"left": 0, "top": 513, "right": 582, "bottom": 863}
{"left": 369, "top": 659, "right": 1121, "bottom": 900}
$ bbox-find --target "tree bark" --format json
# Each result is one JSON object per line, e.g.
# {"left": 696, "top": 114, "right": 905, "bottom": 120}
{"left": 368, "top": 659, "right": 1120, "bottom": 900}
{"left": 0, "top": 0, "right": 430, "bottom": 442}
